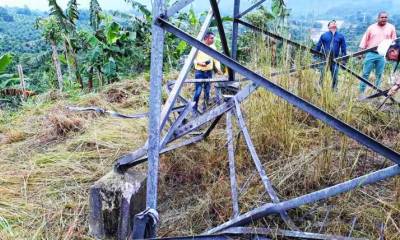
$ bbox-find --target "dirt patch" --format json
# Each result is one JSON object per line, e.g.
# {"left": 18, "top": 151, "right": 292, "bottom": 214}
{"left": 105, "top": 88, "right": 129, "bottom": 103}
{"left": 2, "top": 130, "right": 27, "bottom": 144}
{"left": 67, "top": 140, "right": 112, "bottom": 152}
{"left": 39, "top": 108, "right": 87, "bottom": 143}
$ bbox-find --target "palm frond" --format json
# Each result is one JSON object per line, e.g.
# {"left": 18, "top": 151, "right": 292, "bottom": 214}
{"left": 66, "top": 0, "right": 79, "bottom": 25}
{"left": 124, "top": 0, "right": 151, "bottom": 18}
{"left": 89, "top": 0, "right": 102, "bottom": 31}
{"left": 48, "top": 0, "right": 67, "bottom": 22}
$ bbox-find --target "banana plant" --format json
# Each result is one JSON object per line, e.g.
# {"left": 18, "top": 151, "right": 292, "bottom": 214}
{"left": 48, "top": 0, "right": 83, "bottom": 89}
{"left": 0, "top": 53, "right": 17, "bottom": 90}
{"left": 0, "top": 53, "right": 12, "bottom": 73}
{"left": 35, "top": 16, "right": 64, "bottom": 91}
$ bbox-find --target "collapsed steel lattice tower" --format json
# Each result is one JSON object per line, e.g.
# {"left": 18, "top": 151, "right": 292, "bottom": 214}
{"left": 113, "top": 0, "right": 400, "bottom": 239}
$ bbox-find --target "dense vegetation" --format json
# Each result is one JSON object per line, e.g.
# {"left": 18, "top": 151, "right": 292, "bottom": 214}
{"left": 0, "top": 0, "right": 290, "bottom": 107}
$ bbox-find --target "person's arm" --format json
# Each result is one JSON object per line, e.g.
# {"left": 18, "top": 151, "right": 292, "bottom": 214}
{"left": 341, "top": 34, "right": 347, "bottom": 56}
{"left": 391, "top": 25, "right": 397, "bottom": 40}
{"left": 359, "top": 28, "right": 370, "bottom": 50}
{"left": 388, "top": 77, "right": 400, "bottom": 96}
{"left": 315, "top": 35, "right": 323, "bottom": 52}
{"left": 213, "top": 59, "right": 223, "bottom": 75}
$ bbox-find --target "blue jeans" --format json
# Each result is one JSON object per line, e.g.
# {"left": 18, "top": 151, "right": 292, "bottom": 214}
{"left": 320, "top": 62, "right": 340, "bottom": 90}
{"left": 359, "top": 52, "right": 386, "bottom": 93}
{"left": 193, "top": 70, "right": 213, "bottom": 111}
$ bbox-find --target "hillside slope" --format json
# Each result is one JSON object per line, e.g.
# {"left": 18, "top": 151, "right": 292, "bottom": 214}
{"left": 0, "top": 51, "right": 400, "bottom": 239}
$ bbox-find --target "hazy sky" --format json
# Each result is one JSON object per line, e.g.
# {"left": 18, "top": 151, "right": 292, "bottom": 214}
{"left": 0, "top": 0, "right": 138, "bottom": 11}
{"left": 2, "top": 0, "right": 399, "bottom": 15}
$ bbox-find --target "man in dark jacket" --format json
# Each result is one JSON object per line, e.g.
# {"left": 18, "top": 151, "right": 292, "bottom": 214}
{"left": 315, "top": 20, "right": 347, "bottom": 90}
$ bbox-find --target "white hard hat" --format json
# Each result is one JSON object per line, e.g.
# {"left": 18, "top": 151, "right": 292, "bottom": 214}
{"left": 377, "top": 39, "right": 394, "bottom": 56}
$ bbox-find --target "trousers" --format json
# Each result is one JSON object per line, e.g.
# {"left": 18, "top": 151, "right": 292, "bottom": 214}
{"left": 193, "top": 70, "right": 213, "bottom": 111}
{"left": 359, "top": 52, "right": 386, "bottom": 93}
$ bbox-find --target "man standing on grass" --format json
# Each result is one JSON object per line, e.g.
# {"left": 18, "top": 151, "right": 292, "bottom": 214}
{"left": 359, "top": 11, "right": 397, "bottom": 96}
{"left": 315, "top": 20, "right": 347, "bottom": 90}
{"left": 193, "top": 31, "right": 223, "bottom": 113}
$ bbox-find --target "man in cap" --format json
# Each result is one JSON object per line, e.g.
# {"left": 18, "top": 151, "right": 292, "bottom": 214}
{"left": 376, "top": 39, "right": 400, "bottom": 96}
{"left": 315, "top": 20, "right": 347, "bottom": 90}
{"left": 193, "top": 31, "right": 223, "bottom": 113}
{"left": 359, "top": 11, "right": 397, "bottom": 95}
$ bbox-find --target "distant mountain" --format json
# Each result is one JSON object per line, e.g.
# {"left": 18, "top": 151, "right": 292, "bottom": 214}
{"left": 191, "top": 0, "right": 400, "bottom": 19}
{"left": 285, "top": 0, "right": 400, "bottom": 17}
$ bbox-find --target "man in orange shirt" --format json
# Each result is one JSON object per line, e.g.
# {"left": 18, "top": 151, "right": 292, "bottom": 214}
{"left": 359, "top": 12, "right": 397, "bottom": 95}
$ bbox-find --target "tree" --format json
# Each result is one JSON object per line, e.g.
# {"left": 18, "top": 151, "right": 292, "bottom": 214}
{"left": 35, "top": 17, "right": 64, "bottom": 91}
{"left": 48, "top": 0, "right": 83, "bottom": 89}
{"left": 90, "top": 0, "right": 102, "bottom": 32}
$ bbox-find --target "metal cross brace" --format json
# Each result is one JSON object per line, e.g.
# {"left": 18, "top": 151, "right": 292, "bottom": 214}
{"left": 112, "top": 1, "right": 400, "bottom": 238}
{"left": 233, "top": 97, "right": 298, "bottom": 230}
{"left": 157, "top": 17, "right": 400, "bottom": 165}
{"left": 236, "top": 19, "right": 399, "bottom": 103}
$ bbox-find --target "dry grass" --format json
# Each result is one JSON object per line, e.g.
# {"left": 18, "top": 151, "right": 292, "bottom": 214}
{"left": 0, "top": 80, "right": 148, "bottom": 239}
{"left": 156, "top": 35, "right": 400, "bottom": 239}
{"left": 0, "top": 40, "right": 400, "bottom": 240}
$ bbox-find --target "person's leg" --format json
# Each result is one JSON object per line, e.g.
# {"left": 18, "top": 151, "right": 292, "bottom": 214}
{"left": 330, "top": 62, "right": 339, "bottom": 90}
{"left": 193, "top": 71, "right": 205, "bottom": 111}
{"left": 359, "top": 53, "right": 374, "bottom": 93}
{"left": 193, "top": 83, "right": 203, "bottom": 112}
{"left": 203, "top": 82, "right": 211, "bottom": 111}
{"left": 319, "top": 63, "right": 327, "bottom": 87}
{"left": 202, "top": 71, "right": 212, "bottom": 111}
{"left": 374, "top": 55, "right": 386, "bottom": 88}
{"left": 204, "top": 82, "right": 211, "bottom": 103}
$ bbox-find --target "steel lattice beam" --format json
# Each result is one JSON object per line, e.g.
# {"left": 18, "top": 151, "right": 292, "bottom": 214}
{"left": 166, "top": 0, "right": 195, "bottom": 17}
{"left": 157, "top": 17, "right": 400, "bottom": 165}
{"left": 206, "top": 165, "right": 400, "bottom": 234}
{"left": 209, "top": 0, "right": 233, "bottom": 80}
{"left": 107, "top": 1, "right": 400, "bottom": 238}
{"left": 235, "top": 18, "right": 398, "bottom": 102}
{"left": 236, "top": 0, "right": 266, "bottom": 18}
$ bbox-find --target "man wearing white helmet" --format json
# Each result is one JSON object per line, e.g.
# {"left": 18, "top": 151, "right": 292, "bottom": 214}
{"left": 359, "top": 11, "right": 397, "bottom": 95}
{"left": 376, "top": 39, "right": 400, "bottom": 96}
